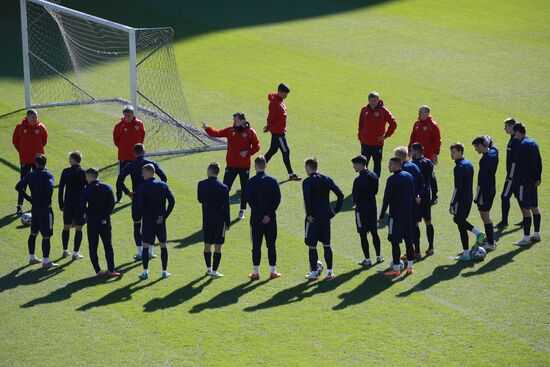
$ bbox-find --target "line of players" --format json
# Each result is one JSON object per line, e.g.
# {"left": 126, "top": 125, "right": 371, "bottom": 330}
{"left": 12, "top": 92, "right": 542, "bottom": 280}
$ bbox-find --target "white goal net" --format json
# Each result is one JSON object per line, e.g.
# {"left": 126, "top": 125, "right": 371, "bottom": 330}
{"left": 21, "top": 0, "right": 225, "bottom": 156}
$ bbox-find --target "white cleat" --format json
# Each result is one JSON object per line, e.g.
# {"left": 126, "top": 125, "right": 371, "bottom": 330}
{"left": 531, "top": 234, "right": 542, "bottom": 243}
{"left": 514, "top": 239, "right": 532, "bottom": 247}
{"left": 238, "top": 210, "right": 245, "bottom": 220}
{"left": 205, "top": 269, "right": 213, "bottom": 276}
{"left": 210, "top": 271, "right": 224, "bottom": 278}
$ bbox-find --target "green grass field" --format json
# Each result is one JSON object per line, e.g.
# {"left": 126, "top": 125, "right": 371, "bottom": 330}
{"left": 0, "top": 0, "right": 549, "bottom": 365}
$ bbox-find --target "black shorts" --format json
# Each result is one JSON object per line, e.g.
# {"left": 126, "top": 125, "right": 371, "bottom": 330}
{"left": 420, "top": 198, "right": 432, "bottom": 221}
{"left": 304, "top": 219, "right": 331, "bottom": 246}
{"left": 30, "top": 207, "right": 54, "bottom": 237}
{"left": 388, "top": 217, "right": 411, "bottom": 244}
{"left": 501, "top": 178, "right": 515, "bottom": 199}
{"left": 516, "top": 182, "right": 538, "bottom": 209}
{"left": 476, "top": 191, "right": 495, "bottom": 212}
{"left": 203, "top": 221, "right": 226, "bottom": 245}
{"left": 63, "top": 204, "right": 85, "bottom": 226}
{"left": 452, "top": 202, "right": 472, "bottom": 221}
{"left": 142, "top": 220, "right": 167, "bottom": 244}
{"left": 355, "top": 210, "right": 376, "bottom": 234}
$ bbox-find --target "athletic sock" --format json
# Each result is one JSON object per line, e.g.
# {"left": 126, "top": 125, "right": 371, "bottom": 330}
{"left": 253, "top": 265, "right": 259, "bottom": 274}
{"left": 485, "top": 223, "right": 495, "bottom": 245}
{"left": 204, "top": 251, "right": 212, "bottom": 268}
{"left": 523, "top": 216, "right": 532, "bottom": 236}
{"left": 160, "top": 247, "right": 168, "bottom": 271}
{"left": 28, "top": 235, "right": 37, "bottom": 255}
{"left": 62, "top": 230, "right": 70, "bottom": 251}
{"left": 133, "top": 223, "right": 141, "bottom": 247}
{"left": 74, "top": 230, "right": 83, "bottom": 252}
{"left": 149, "top": 246, "right": 155, "bottom": 257}
{"left": 407, "top": 260, "right": 413, "bottom": 269}
{"left": 463, "top": 249, "right": 470, "bottom": 256}
{"left": 142, "top": 247, "right": 149, "bottom": 270}
{"left": 323, "top": 246, "right": 333, "bottom": 270}
{"left": 42, "top": 238, "right": 51, "bottom": 258}
{"left": 137, "top": 245, "right": 143, "bottom": 256}
{"left": 426, "top": 224, "right": 434, "bottom": 248}
{"left": 472, "top": 227, "right": 481, "bottom": 236}
{"left": 213, "top": 252, "right": 222, "bottom": 271}
{"left": 308, "top": 248, "right": 318, "bottom": 272}
{"left": 533, "top": 214, "right": 541, "bottom": 233}
{"left": 269, "top": 266, "right": 277, "bottom": 273}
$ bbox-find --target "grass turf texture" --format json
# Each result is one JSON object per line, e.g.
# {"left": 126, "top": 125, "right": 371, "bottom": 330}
{"left": 1, "top": 0, "right": 549, "bottom": 365}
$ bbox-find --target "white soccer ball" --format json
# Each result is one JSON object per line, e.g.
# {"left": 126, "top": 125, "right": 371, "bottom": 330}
{"left": 471, "top": 245, "right": 487, "bottom": 261}
{"left": 316, "top": 260, "right": 324, "bottom": 275}
{"left": 20, "top": 212, "right": 32, "bottom": 226}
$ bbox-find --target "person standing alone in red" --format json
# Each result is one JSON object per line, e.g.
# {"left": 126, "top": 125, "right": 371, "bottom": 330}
{"left": 113, "top": 105, "right": 145, "bottom": 203}
{"left": 357, "top": 91, "right": 397, "bottom": 178}
{"left": 12, "top": 109, "right": 48, "bottom": 215}
{"left": 408, "top": 105, "right": 442, "bottom": 164}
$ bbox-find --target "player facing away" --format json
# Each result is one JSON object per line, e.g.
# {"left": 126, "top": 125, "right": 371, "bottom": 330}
{"left": 357, "top": 91, "right": 397, "bottom": 178}
{"left": 262, "top": 83, "right": 301, "bottom": 181}
{"left": 472, "top": 136, "right": 499, "bottom": 251}
{"left": 136, "top": 164, "right": 175, "bottom": 280}
{"left": 380, "top": 157, "right": 416, "bottom": 276}
{"left": 113, "top": 105, "right": 145, "bottom": 203}
{"left": 15, "top": 154, "right": 57, "bottom": 268}
{"left": 202, "top": 112, "right": 260, "bottom": 220}
{"left": 449, "top": 143, "right": 486, "bottom": 261}
{"left": 302, "top": 157, "right": 344, "bottom": 280}
{"left": 80, "top": 168, "right": 120, "bottom": 277}
{"left": 410, "top": 143, "right": 438, "bottom": 255}
{"left": 116, "top": 143, "right": 167, "bottom": 261}
{"left": 197, "top": 162, "right": 230, "bottom": 278}
{"left": 512, "top": 123, "right": 542, "bottom": 246}
{"left": 408, "top": 105, "right": 442, "bottom": 164}
{"left": 246, "top": 156, "right": 282, "bottom": 280}
{"left": 58, "top": 151, "right": 87, "bottom": 260}
{"left": 496, "top": 118, "right": 520, "bottom": 229}
{"left": 351, "top": 155, "right": 383, "bottom": 267}
{"left": 12, "top": 109, "right": 48, "bottom": 215}
{"left": 394, "top": 146, "right": 424, "bottom": 259}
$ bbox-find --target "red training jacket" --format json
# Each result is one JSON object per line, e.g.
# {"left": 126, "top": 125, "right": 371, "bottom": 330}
{"left": 266, "top": 93, "right": 287, "bottom": 134}
{"left": 408, "top": 116, "right": 441, "bottom": 161}
{"left": 12, "top": 118, "right": 48, "bottom": 165}
{"left": 357, "top": 100, "right": 397, "bottom": 146}
{"left": 113, "top": 116, "right": 145, "bottom": 161}
{"left": 205, "top": 123, "right": 260, "bottom": 168}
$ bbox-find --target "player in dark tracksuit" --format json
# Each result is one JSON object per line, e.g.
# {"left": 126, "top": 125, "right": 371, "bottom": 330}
{"left": 58, "top": 151, "right": 87, "bottom": 260}
{"left": 136, "top": 164, "right": 175, "bottom": 280}
{"left": 80, "top": 168, "right": 119, "bottom": 277}
{"left": 351, "top": 155, "right": 383, "bottom": 267}
{"left": 302, "top": 158, "right": 344, "bottom": 280}
{"left": 246, "top": 156, "right": 282, "bottom": 280}
{"left": 512, "top": 123, "right": 542, "bottom": 246}
{"left": 472, "top": 136, "right": 499, "bottom": 251}
{"left": 15, "top": 154, "right": 58, "bottom": 268}
{"left": 394, "top": 147, "right": 424, "bottom": 258}
{"left": 380, "top": 157, "right": 416, "bottom": 276}
{"left": 449, "top": 143, "right": 485, "bottom": 261}
{"left": 496, "top": 118, "right": 520, "bottom": 228}
{"left": 116, "top": 143, "right": 167, "bottom": 261}
{"left": 198, "top": 162, "right": 231, "bottom": 278}
{"left": 410, "top": 142, "right": 438, "bottom": 254}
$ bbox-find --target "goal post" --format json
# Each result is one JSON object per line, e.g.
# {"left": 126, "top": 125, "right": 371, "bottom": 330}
{"left": 20, "top": 0, "right": 226, "bottom": 156}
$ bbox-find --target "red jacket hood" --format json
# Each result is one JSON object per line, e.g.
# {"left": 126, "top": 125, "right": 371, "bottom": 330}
{"left": 268, "top": 93, "right": 282, "bottom": 102}
{"left": 21, "top": 118, "right": 43, "bottom": 129}
{"left": 417, "top": 115, "right": 434, "bottom": 124}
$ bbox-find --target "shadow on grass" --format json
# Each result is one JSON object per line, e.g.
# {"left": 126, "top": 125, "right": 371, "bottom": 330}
{"left": 0, "top": 157, "right": 19, "bottom": 173}
{"left": 144, "top": 275, "right": 213, "bottom": 312}
{"left": 338, "top": 194, "right": 355, "bottom": 212}
{"left": 244, "top": 267, "right": 364, "bottom": 312}
{"left": 170, "top": 218, "right": 239, "bottom": 249}
{"left": 0, "top": 213, "right": 20, "bottom": 229}
{"left": 2, "top": 260, "right": 70, "bottom": 294}
{"left": 461, "top": 245, "right": 532, "bottom": 278}
{"left": 112, "top": 202, "right": 131, "bottom": 215}
{"left": 494, "top": 225, "right": 522, "bottom": 242}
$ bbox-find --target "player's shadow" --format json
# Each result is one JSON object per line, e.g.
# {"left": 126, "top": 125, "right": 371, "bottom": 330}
{"left": 77, "top": 278, "right": 162, "bottom": 311}
{"left": 0, "top": 213, "right": 20, "bottom": 229}
{"left": 143, "top": 275, "right": 213, "bottom": 312}
{"left": 0, "top": 157, "right": 20, "bottom": 173}
{"left": 170, "top": 218, "right": 239, "bottom": 249}
{"left": 461, "top": 245, "right": 532, "bottom": 278}
{"left": 396, "top": 261, "right": 474, "bottom": 298}
{"left": 111, "top": 202, "right": 132, "bottom": 215}
{"left": 494, "top": 225, "right": 522, "bottom": 242}
{"left": 339, "top": 194, "right": 355, "bottom": 212}
{"left": 1, "top": 259, "right": 71, "bottom": 294}
{"left": 190, "top": 278, "right": 270, "bottom": 313}
{"left": 229, "top": 190, "right": 242, "bottom": 205}
{"left": 244, "top": 267, "right": 363, "bottom": 312}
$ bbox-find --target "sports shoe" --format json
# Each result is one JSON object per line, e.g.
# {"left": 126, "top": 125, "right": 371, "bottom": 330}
{"left": 289, "top": 174, "right": 302, "bottom": 181}
{"left": 413, "top": 252, "right": 422, "bottom": 260}
{"left": 238, "top": 210, "right": 245, "bottom": 220}
{"left": 62, "top": 250, "right": 71, "bottom": 259}
{"left": 139, "top": 271, "right": 149, "bottom": 280}
{"left": 162, "top": 271, "right": 170, "bottom": 279}
{"left": 72, "top": 253, "right": 84, "bottom": 260}
{"left": 384, "top": 270, "right": 401, "bottom": 277}
{"left": 304, "top": 271, "right": 320, "bottom": 280}
{"left": 149, "top": 253, "right": 157, "bottom": 259}
{"left": 531, "top": 234, "right": 542, "bottom": 243}
{"left": 400, "top": 254, "right": 408, "bottom": 261}
{"left": 455, "top": 253, "right": 471, "bottom": 261}
{"left": 316, "top": 260, "right": 324, "bottom": 276}
{"left": 326, "top": 273, "right": 336, "bottom": 280}
{"left": 115, "top": 194, "right": 123, "bottom": 204}
{"left": 269, "top": 272, "right": 282, "bottom": 279}
{"left": 108, "top": 271, "right": 121, "bottom": 278}
{"left": 16, "top": 205, "right": 23, "bottom": 215}
{"left": 482, "top": 243, "right": 497, "bottom": 252}
{"left": 211, "top": 271, "right": 224, "bottom": 278}
{"left": 133, "top": 254, "right": 142, "bottom": 261}
{"left": 376, "top": 256, "right": 384, "bottom": 264}
{"left": 248, "top": 273, "right": 260, "bottom": 280}
{"left": 475, "top": 232, "right": 487, "bottom": 246}
{"left": 205, "top": 269, "right": 213, "bottom": 276}
{"left": 96, "top": 270, "right": 106, "bottom": 277}
{"left": 42, "top": 261, "right": 59, "bottom": 269}
{"left": 514, "top": 239, "right": 532, "bottom": 247}
{"left": 29, "top": 258, "right": 42, "bottom": 265}
{"left": 425, "top": 248, "right": 435, "bottom": 256}
{"left": 407, "top": 268, "right": 414, "bottom": 275}
{"left": 494, "top": 221, "right": 508, "bottom": 229}
{"left": 390, "top": 260, "right": 405, "bottom": 270}
{"left": 358, "top": 259, "right": 373, "bottom": 268}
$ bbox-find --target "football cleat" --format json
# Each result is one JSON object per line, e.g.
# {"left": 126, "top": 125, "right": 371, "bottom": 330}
{"left": 304, "top": 271, "right": 320, "bottom": 280}
{"left": 16, "top": 205, "right": 23, "bottom": 215}
{"left": 413, "top": 252, "right": 422, "bottom": 260}
{"left": 139, "top": 271, "right": 149, "bottom": 280}
{"left": 72, "top": 253, "right": 84, "bottom": 260}
{"left": 42, "top": 261, "right": 59, "bottom": 269}
{"left": 269, "top": 272, "right": 282, "bottom": 279}
{"left": 248, "top": 273, "right": 260, "bottom": 280}
{"left": 133, "top": 254, "right": 142, "bottom": 261}
{"left": 211, "top": 271, "right": 224, "bottom": 278}
{"left": 406, "top": 268, "right": 414, "bottom": 275}
{"left": 29, "top": 258, "right": 42, "bottom": 265}
{"left": 161, "top": 271, "right": 170, "bottom": 279}
{"left": 62, "top": 250, "right": 71, "bottom": 259}
{"left": 205, "top": 269, "right": 213, "bottom": 276}
{"left": 482, "top": 243, "right": 497, "bottom": 251}
{"left": 425, "top": 248, "right": 435, "bottom": 256}
{"left": 384, "top": 270, "right": 401, "bottom": 277}
{"left": 96, "top": 270, "right": 106, "bottom": 277}
{"left": 238, "top": 210, "right": 245, "bottom": 220}
{"left": 108, "top": 271, "right": 121, "bottom": 278}
{"left": 475, "top": 232, "right": 487, "bottom": 246}
{"left": 326, "top": 273, "right": 336, "bottom": 280}
{"left": 376, "top": 256, "right": 385, "bottom": 264}
{"left": 455, "top": 253, "right": 472, "bottom": 261}
{"left": 289, "top": 174, "right": 302, "bottom": 181}
{"left": 514, "top": 239, "right": 532, "bottom": 247}
{"left": 358, "top": 259, "right": 373, "bottom": 268}
{"left": 531, "top": 234, "right": 541, "bottom": 243}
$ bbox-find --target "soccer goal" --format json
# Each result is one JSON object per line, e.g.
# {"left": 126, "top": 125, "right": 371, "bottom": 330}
{"left": 20, "top": 0, "right": 226, "bottom": 156}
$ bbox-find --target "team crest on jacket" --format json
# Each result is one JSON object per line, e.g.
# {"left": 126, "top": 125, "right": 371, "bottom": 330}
{"left": 23, "top": 129, "right": 28, "bottom": 134}
{"left": 231, "top": 131, "right": 236, "bottom": 136}
{"left": 134, "top": 125, "right": 140, "bottom": 130}
{"left": 423, "top": 126, "right": 428, "bottom": 131}
{"left": 124, "top": 128, "right": 128, "bottom": 132}
{"left": 374, "top": 112, "right": 379, "bottom": 117}
{"left": 34, "top": 129, "right": 40, "bottom": 134}
{"left": 241, "top": 132, "right": 248, "bottom": 138}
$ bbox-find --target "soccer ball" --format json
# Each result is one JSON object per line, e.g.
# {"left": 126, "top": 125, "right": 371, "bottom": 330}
{"left": 20, "top": 212, "right": 32, "bottom": 226}
{"left": 316, "top": 260, "right": 324, "bottom": 275}
{"left": 470, "top": 245, "right": 487, "bottom": 261}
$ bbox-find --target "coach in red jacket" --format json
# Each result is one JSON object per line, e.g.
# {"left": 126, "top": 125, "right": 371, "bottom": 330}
{"left": 357, "top": 91, "right": 397, "bottom": 177}
{"left": 407, "top": 105, "right": 441, "bottom": 164}
{"left": 113, "top": 105, "right": 145, "bottom": 202}
{"left": 262, "top": 83, "right": 301, "bottom": 181}
{"left": 203, "top": 112, "right": 260, "bottom": 220}
{"left": 12, "top": 109, "right": 48, "bottom": 214}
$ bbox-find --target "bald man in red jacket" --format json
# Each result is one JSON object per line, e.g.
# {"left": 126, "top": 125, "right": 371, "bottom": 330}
{"left": 12, "top": 109, "right": 48, "bottom": 215}
{"left": 357, "top": 91, "right": 398, "bottom": 178}
{"left": 203, "top": 112, "right": 260, "bottom": 220}
{"left": 408, "top": 105, "right": 441, "bottom": 164}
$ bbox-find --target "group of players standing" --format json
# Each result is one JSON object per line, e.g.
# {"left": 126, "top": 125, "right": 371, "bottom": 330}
{"left": 12, "top": 84, "right": 542, "bottom": 281}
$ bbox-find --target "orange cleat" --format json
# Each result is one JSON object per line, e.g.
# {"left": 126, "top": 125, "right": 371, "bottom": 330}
{"left": 326, "top": 274, "right": 336, "bottom": 280}
{"left": 248, "top": 273, "right": 260, "bottom": 280}
{"left": 384, "top": 270, "right": 401, "bottom": 277}
{"left": 407, "top": 268, "right": 414, "bottom": 275}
